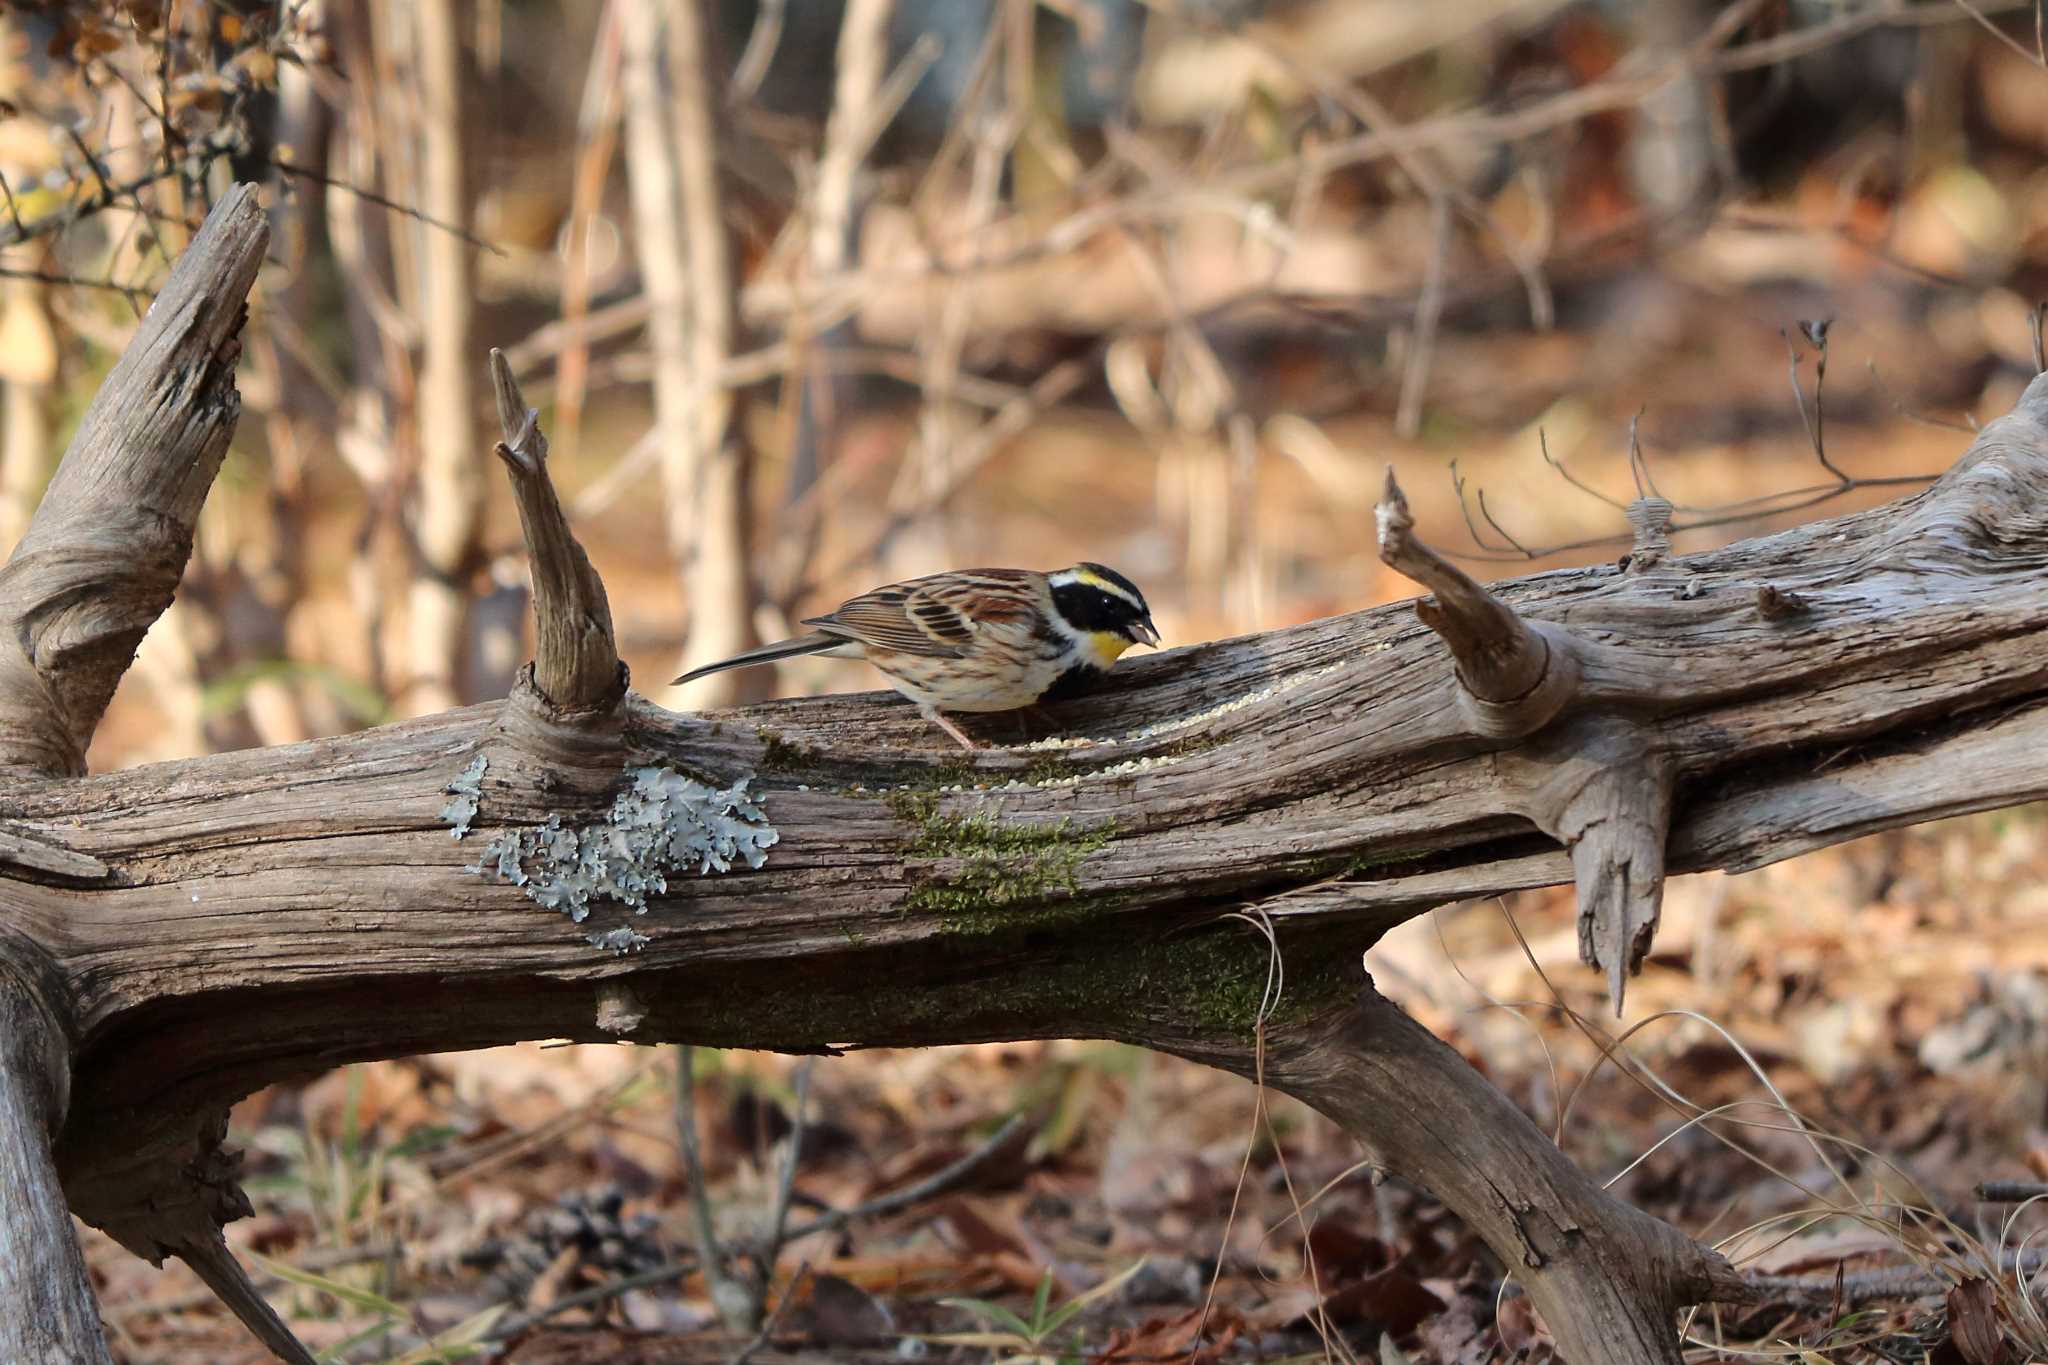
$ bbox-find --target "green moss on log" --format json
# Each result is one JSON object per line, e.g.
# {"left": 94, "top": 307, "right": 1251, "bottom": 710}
{"left": 889, "top": 791, "right": 1114, "bottom": 931}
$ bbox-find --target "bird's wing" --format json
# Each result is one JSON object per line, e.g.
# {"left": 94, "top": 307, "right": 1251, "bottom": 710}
{"left": 804, "top": 569, "right": 1041, "bottom": 657}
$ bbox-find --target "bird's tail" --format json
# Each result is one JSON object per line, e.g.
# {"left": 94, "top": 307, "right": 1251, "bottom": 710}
{"left": 671, "top": 633, "right": 841, "bottom": 686}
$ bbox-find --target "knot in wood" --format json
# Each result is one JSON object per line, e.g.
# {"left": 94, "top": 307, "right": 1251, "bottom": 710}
{"left": 1755, "top": 584, "right": 1811, "bottom": 620}
{"left": 1624, "top": 496, "right": 1674, "bottom": 571}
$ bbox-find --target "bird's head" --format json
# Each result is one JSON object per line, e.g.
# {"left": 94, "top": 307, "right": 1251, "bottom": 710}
{"left": 1048, "top": 562, "right": 1160, "bottom": 667}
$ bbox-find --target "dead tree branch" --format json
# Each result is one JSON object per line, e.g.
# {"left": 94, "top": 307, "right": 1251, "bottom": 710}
{"left": 0, "top": 187, "right": 312, "bottom": 1362}
{"left": 1157, "top": 986, "right": 1748, "bottom": 1364}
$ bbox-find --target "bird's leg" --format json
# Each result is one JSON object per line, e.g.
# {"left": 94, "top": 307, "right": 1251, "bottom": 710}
{"left": 920, "top": 704, "right": 979, "bottom": 751}
{"left": 1010, "top": 705, "right": 1046, "bottom": 745}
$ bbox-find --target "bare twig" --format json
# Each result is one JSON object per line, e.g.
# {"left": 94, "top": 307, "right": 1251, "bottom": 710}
{"left": 1449, "top": 323, "right": 1942, "bottom": 564}
{"left": 751, "top": 1056, "right": 816, "bottom": 1320}
{"left": 0, "top": 171, "right": 24, "bottom": 235}
{"left": 1443, "top": 474, "right": 1940, "bottom": 564}
{"left": 487, "top": 1256, "right": 701, "bottom": 1341}
{"left": 1866, "top": 361, "right": 1981, "bottom": 435}
{"left": 0, "top": 264, "right": 150, "bottom": 299}
{"left": 677, "top": 1046, "right": 750, "bottom": 1332}
{"left": 729, "top": 0, "right": 789, "bottom": 101}
{"left": 1975, "top": 1180, "right": 2048, "bottom": 1203}
{"left": 1625, "top": 410, "right": 1668, "bottom": 503}
{"left": 1539, "top": 429, "right": 1630, "bottom": 511}
{"left": 1449, "top": 461, "right": 1507, "bottom": 554}
{"left": 785, "top": 1112, "right": 1030, "bottom": 1243}
{"left": 1395, "top": 195, "right": 1453, "bottom": 440}
{"left": 732, "top": 1262, "right": 811, "bottom": 1365}
{"left": 814, "top": 353, "right": 1094, "bottom": 587}
{"left": 1950, "top": 0, "right": 2046, "bottom": 67}
{"left": 768, "top": 1061, "right": 813, "bottom": 1226}
{"left": 267, "top": 148, "right": 504, "bottom": 257}
{"left": 1477, "top": 488, "right": 1534, "bottom": 560}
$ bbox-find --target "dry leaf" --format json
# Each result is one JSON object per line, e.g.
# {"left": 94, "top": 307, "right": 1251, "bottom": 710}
{"left": 1315, "top": 1264, "right": 1445, "bottom": 1336}
{"left": 1093, "top": 1304, "right": 1243, "bottom": 1363}
{"left": 1496, "top": 1291, "right": 1553, "bottom": 1354}
{"left": 1947, "top": 1278, "right": 2006, "bottom": 1365}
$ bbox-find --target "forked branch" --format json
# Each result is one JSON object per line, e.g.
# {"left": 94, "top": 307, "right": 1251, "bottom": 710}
{"left": 1375, "top": 466, "right": 1580, "bottom": 736}
{"left": 1379, "top": 466, "right": 1682, "bottom": 1014}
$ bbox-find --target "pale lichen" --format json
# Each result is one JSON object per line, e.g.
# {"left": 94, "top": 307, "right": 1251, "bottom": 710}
{"left": 441, "top": 754, "right": 489, "bottom": 838}
{"left": 588, "top": 927, "right": 652, "bottom": 955}
{"left": 458, "top": 763, "right": 777, "bottom": 930}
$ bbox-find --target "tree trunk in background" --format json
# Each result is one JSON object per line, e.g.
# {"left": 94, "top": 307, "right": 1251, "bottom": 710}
{"left": 1628, "top": 0, "right": 1723, "bottom": 229}
{"left": 624, "top": 0, "right": 765, "bottom": 707}
{"left": 403, "top": 0, "right": 484, "bottom": 715}
{"left": 620, "top": 0, "right": 700, "bottom": 671}
{"left": 667, "top": 0, "right": 765, "bottom": 705}
{"left": 0, "top": 262, "right": 52, "bottom": 555}
{"left": 768, "top": 0, "right": 894, "bottom": 610}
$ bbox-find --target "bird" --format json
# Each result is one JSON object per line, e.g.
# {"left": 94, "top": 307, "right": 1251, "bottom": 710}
{"left": 671, "top": 563, "right": 1160, "bottom": 749}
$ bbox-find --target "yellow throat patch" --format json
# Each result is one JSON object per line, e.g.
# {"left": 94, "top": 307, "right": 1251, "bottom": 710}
{"left": 1083, "top": 630, "right": 1134, "bottom": 668}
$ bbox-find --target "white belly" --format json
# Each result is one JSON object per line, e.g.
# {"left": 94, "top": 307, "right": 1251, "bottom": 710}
{"left": 888, "top": 651, "right": 1071, "bottom": 712}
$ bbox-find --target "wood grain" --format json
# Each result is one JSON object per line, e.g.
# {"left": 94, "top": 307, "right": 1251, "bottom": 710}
{"left": 0, "top": 185, "right": 266, "bottom": 775}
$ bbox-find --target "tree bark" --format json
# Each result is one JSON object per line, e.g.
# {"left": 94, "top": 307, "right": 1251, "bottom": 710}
{"left": 6, "top": 186, "right": 2048, "bottom": 1362}
{"left": 0, "top": 951, "right": 108, "bottom": 1365}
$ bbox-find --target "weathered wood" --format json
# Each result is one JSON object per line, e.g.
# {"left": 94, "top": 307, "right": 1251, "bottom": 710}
{"left": 0, "top": 184, "right": 266, "bottom": 776}
{"left": 1374, "top": 465, "right": 1574, "bottom": 729}
{"left": 0, "top": 188, "right": 310, "bottom": 1363}
{"left": 1500, "top": 716, "right": 1676, "bottom": 1013}
{"left": 487, "top": 349, "right": 624, "bottom": 712}
{"left": 0, "top": 950, "right": 109, "bottom": 1364}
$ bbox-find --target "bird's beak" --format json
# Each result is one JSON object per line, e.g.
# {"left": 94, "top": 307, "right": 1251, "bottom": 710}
{"left": 1127, "top": 617, "right": 1161, "bottom": 648}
